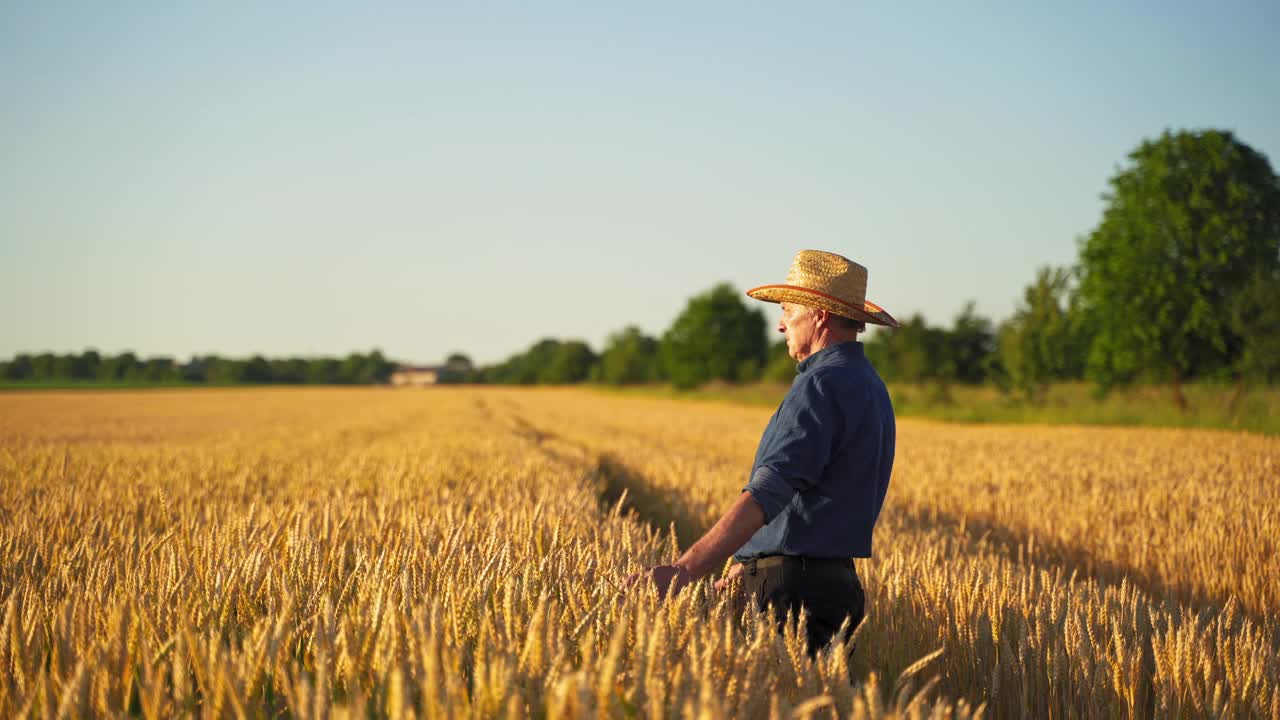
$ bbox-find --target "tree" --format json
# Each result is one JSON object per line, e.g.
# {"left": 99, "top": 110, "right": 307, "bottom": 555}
{"left": 181, "top": 356, "right": 211, "bottom": 383}
{"left": 484, "top": 339, "right": 562, "bottom": 384}
{"left": 98, "top": 352, "right": 140, "bottom": 382}
{"left": 998, "top": 267, "right": 1088, "bottom": 401}
{"left": 71, "top": 350, "right": 101, "bottom": 380}
{"left": 762, "top": 339, "right": 797, "bottom": 383}
{"left": 598, "top": 326, "right": 663, "bottom": 385}
{"left": 337, "top": 353, "right": 365, "bottom": 384}
{"left": 435, "top": 352, "right": 476, "bottom": 384}
{"left": 49, "top": 354, "right": 75, "bottom": 380}
{"left": 540, "top": 340, "right": 597, "bottom": 384}
{"left": 660, "top": 283, "right": 768, "bottom": 390}
{"left": 334, "top": 350, "right": 393, "bottom": 384}
{"left": 520, "top": 339, "right": 563, "bottom": 384}
{"left": 243, "top": 355, "right": 273, "bottom": 383}
{"left": 947, "top": 301, "right": 996, "bottom": 384}
{"left": 270, "top": 358, "right": 309, "bottom": 384}
{"left": 363, "top": 350, "right": 395, "bottom": 384}
{"left": 864, "top": 313, "right": 951, "bottom": 383}
{"left": 1076, "top": 129, "right": 1280, "bottom": 408}
{"left": 1228, "top": 267, "right": 1280, "bottom": 408}
{"left": 29, "top": 353, "right": 56, "bottom": 380}
{"left": 445, "top": 353, "right": 474, "bottom": 374}
{"left": 206, "top": 356, "right": 246, "bottom": 384}
{"left": 2, "top": 354, "right": 33, "bottom": 380}
{"left": 307, "top": 358, "right": 341, "bottom": 384}
{"left": 140, "top": 357, "right": 179, "bottom": 383}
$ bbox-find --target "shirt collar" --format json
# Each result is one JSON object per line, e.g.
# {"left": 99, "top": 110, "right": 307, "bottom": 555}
{"left": 797, "top": 340, "right": 864, "bottom": 374}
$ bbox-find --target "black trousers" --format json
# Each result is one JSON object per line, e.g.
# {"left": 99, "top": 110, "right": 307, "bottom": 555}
{"left": 739, "top": 556, "right": 865, "bottom": 657}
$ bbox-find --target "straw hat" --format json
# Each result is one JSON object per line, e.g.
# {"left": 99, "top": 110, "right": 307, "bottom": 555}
{"left": 746, "top": 250, "right": 899, "bottom": 328}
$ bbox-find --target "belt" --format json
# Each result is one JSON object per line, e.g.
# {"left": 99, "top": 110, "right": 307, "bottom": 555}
{"left": 742, "top": 555, "right": 854, "bottom": 575}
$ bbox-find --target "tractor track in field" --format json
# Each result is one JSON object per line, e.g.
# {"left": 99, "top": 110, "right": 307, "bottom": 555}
{"left": 488, "top": 400, "right": 708, "bottom": 550}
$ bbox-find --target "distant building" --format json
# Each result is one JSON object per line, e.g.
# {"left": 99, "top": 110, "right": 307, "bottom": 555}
{"left": 389, "top": 366, "right": 444, "bottom": 387}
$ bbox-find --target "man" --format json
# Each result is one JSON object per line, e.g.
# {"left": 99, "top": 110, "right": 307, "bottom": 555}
{"left": 630, "top": 249, "right": 898, "bottom": 657}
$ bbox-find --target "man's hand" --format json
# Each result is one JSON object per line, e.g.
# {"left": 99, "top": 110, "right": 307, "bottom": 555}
{"left": 620, "top": 492, "right": 765, "bottom": 604}
{"left": 622, "top": 564, "right": 694, "bottom": 600}
{"left": 712, "top": 561, "right": 745, "bottom": 593}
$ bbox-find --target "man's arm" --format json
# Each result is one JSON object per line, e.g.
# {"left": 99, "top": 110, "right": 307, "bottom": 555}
{"left": 628, "top": 491, "right": 765, "bottom": 598}
{"left": 674, "top": 490, "right": 765, "bottom": 577}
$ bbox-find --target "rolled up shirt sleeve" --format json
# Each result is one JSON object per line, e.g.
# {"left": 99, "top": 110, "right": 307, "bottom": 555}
{"left": 742, "top": 373, "right": 844, "bottom": 523}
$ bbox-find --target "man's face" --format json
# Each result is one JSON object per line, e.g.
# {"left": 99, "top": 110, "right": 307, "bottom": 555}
{"left": 778, "top": 302, "right": 821, "bottom": 361}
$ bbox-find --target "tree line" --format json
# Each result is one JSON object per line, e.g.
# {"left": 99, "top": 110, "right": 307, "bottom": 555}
{"left": 0, "top": 350, "right": 395, "bottom": 386}
{"left": 5, "top": 129, "right": 1278, "bottom": 402}
{"left": 460, "top": 289, "right": 1005, "bottom": 391}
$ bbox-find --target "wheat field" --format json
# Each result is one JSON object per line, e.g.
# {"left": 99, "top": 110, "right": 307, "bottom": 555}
{"left": 0, "top": 387, "right": 1277, "bottom": 718}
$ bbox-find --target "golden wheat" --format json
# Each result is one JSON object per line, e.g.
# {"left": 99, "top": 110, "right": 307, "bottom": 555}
{"left": 0, "top": 386, "right": 1276, "bottom": 718}
{"left": 496, "top": 388, "right": 1280, "bottom": 717}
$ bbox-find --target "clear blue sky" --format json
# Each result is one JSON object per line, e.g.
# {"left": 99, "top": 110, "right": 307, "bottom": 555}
{"left": 4, "top": 2, "right": 1277, "bottom": 365}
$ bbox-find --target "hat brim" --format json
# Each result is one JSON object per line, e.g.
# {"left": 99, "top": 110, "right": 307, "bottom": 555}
{"left": 746, "top": 284, "right": 900, "bottom": 329}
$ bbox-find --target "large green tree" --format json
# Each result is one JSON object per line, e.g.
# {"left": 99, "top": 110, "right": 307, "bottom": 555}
{"left": 661, "top": 283, "right": 767, "bottom": 390}
{"left": 1076, "top": 129, "right": 1280, "bottom": 407}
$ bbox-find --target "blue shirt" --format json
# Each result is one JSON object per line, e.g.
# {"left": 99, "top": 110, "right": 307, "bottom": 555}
{"left": 735, "top": 340, "right": 895, "bottom": 561}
